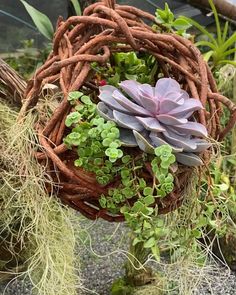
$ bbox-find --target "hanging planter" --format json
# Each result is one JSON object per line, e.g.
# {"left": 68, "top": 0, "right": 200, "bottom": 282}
{"left": 18, "top": 0, "right": 236, "bottom": 222}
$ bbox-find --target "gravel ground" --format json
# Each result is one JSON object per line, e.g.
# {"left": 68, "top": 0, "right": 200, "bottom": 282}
{"left": 0, "top": 218, "right": 236, "bottom": 295}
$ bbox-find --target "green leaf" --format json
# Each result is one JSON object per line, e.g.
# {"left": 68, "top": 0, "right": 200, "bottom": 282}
{"left": 160, "top": 161, "right": 170, "bottom": 169}
{"left": 117, "top": 149, "right": 123, "bottom": 159}
{"left": 208, "top": 0, "right": 222, "bottom": 45}
{"left": 217, "top": 60, "right": 236, "bottom": 66}
{"left": 99, "top": 197, "right": 107, "bottom": 208}
{"left": 65, "top": 112, "right": 81, "bottom": 127}
{"left": 108, "top": 72, "right": 120, "bottom": 86}
{"left": 156, "top": 3, "right": 174, "bottom": 24}
{"left": 121, "top": 169, "right": 130, "bottom": 179}
{"left": 144, "top": 237, "right": 156, "bottom": 248}
{"left": 220, "top": 48, "right": 236, "bottom": 59}
{"left": 132, "top": 201, "right": 143, "bottom": 213}
{"left": 20, "top": 0, "right": 54, "bottom": 40}
{"left": 81, "top": 95, "right": 92, "bottom": 105}
{"left": 68, "top": 91, "right": 84, "bottom": 102}
{"left": 222, "top": 21, "right": 229, "bottom": 43}
{"left": 143, "top": 187, "right": 153, "bottom": 196}
{"left": 75, "top": 105, "right": 84, "bottom": 112}
{"left": 70, "top": 0, "right": 82, "bottom": 16}
{"left": 197, "top": 216, "right": 208, "bottom": 228}
{"left": 218, "top": 183, "right": 229, "bottom": 192}
{"left": 74, "top": 158, "right": 83, "bottom": 167}
{"left": 203, "top": 50, "right": 214, "bottom": 62}
{"left": 120, "top": 205, "right": 128, "bottom": 214}
{"left": 192, "top": 229, "right": 201, "bottom": 238}
{"left": 121, "top": 188, "right": 133, "bottom": 198}
{"left": 164, "top": 3, "right": 174, "bottom": 22}
{"left": 155, "top": 10, "right": 166, "bottom": 23}
{"left": 143, "top": 195, "right": 155, "bottom": 206}
{"left": 143, "top": 220, "right": 152, "bottom": 229}
{"left": 221, "top": 32, "right": 236, "bottom": 52}
{"left": 103, "top": 138, "right": 112, "bottom": 147}
{"left": 138, "top": 178, "right": 146, "bottom": 189}
{"left": 172, "top": 18, "right": 191, "bottom": 30}
{"left": 109, "top": 141, "right": 120, "bottom": 149}
{"left": 195, "top": 41, "right": 216, "bottom": 51}
{"left": 145, "top": 207, "right": 154, "bottom": 215}
{"left": 151, "top": 245, "right": 160, "bottom": 261}
{"left": 209, "top": 220, "right": 217, "bottom": 228}
{"left": 94, "top": 158, "right": 103, "bottom": 165}
{"left": 125, "top": 73, "right": 138, "bottom": 80}
{"left": 132, "top": 237, "right": 141, "bottom": 246}
{"left": 122, "top": 155, "right": 131, "bottom": 164}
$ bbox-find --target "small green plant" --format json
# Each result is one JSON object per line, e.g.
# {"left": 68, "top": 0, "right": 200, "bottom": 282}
{"left": 64, "top": 91, "right": 124, "bottom": 185}
{"left": 120, "top": 145, "right": 175, "bottom": 261}
{"left": 181, "top": 0, "right": 236, "bottom": 68}
{"left": 154, "top": 3, "right": 191, "bottom": 37}
{"left": 92, "top": 52, "right": 157, "bottom": 86}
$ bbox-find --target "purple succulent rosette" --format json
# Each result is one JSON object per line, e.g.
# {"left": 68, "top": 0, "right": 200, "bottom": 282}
{"left": 97, "top": 78, "right": 210, "bottom": 166}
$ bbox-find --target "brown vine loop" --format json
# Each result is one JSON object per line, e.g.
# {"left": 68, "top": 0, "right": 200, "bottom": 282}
{"left": 18, "top": 1, "right": 236, "bottom": 221}
{"left": 103, "top": 0, "right": 116, "bottom": 9}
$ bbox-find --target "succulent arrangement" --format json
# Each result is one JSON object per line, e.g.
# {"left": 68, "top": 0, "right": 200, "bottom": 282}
{"left": 97, "top": 78, "right": 211, "bottom": 166}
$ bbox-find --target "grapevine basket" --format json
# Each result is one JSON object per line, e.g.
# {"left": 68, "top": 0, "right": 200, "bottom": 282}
{"left": 19, "top": 0, "right": 236, "bottom": 222}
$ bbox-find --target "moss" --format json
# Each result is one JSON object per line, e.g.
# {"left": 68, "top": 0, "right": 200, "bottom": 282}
{"left": 111, "top": 275, "right": 164, "bottom": 295}
{"left": 111, "top": 278, "right": 134, "bottom": 295}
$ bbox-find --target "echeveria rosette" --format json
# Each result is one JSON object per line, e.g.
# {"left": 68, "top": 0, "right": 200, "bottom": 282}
{"left": 97, "top": 78, "right": 211, "bottom": 166}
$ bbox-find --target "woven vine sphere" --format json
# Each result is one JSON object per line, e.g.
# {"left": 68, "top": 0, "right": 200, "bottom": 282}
{"left": 19, "top": 0, "right": 236, "bottom": 222}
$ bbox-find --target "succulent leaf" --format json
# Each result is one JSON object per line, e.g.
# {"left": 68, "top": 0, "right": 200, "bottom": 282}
{"left": 159, "top": 99, "right": 184, "bottom": 113}
{"left": 155, "top": 78, "right": 180, "bottom": 98}
{"left": 138, "top": 92, "right": 158, "bottom": 113}
{"left": 150, "top": 132, "right": 183, "bottom": 153}
{"left": 119, "top": 80, "right": 142, "bottom": 104}
{"left": 133, "top": 130, "right": 155, "bottom": 154}
{"left": 98, "top": 86, "right": 130, "bottom": 114}
{"left": 97, "top": 102, "right": 114, "bottom": 121}
{"left": 119, "top": 128, "right": 138, "bottom": 147}
{"left": 168, "top": 99, "right": 203, "bottom": 118}
{"left": 163, "top": 130, "right": 198, "bottom": 152}
{"left": 135, "top": 117, "right": 165, "bottom": 132}
{"left": 113, "top": 90, "right": 152, "bottom": 116}
{"left": 175, "top": 152, "right": 203, "bottom": 166}
{"left": 113, "top": 110, "right": 144, "bottom": 131}
{"left": 156, "top": 114, "right": 188, "bottom": 125}
{"left": 171, "top": 122, "right": 208, "bottom": 137}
